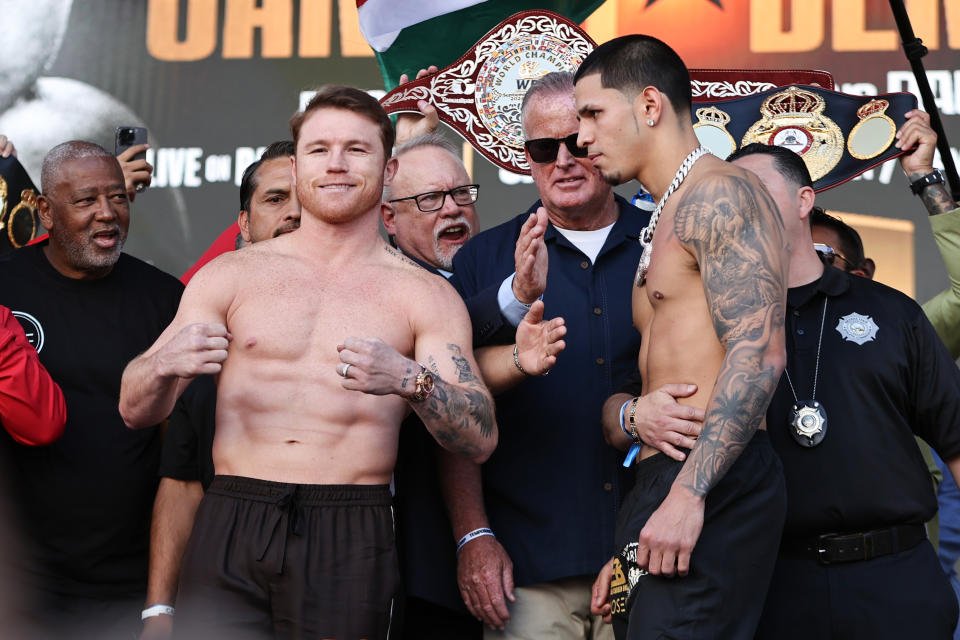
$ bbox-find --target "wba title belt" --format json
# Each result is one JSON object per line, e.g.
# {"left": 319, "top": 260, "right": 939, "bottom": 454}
{"left": 691, "top": 84, "right": 917, "bottom": 192}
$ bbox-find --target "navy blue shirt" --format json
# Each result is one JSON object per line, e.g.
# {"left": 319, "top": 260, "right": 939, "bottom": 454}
{"left": 448, "top": 195, "right": 648, "bottom": 586}
{"left": 769, "top": 265, "right": 960, "bottom": 538}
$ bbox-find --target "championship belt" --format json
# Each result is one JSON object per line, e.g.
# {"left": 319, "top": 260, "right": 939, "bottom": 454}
{"left": 379, "top": 10, "right": 594, "bottom": 174}
{"left": 691, "top": 84, "right": 917, "bottom": 192}
{"left": 378, "top": 8, "right": 843, "bottom": 176}
{"left": 690, "top": 69, "right": 834, "bottom": 101}
{"left": 0, "top": 155, "right": 41, "bottom": 254}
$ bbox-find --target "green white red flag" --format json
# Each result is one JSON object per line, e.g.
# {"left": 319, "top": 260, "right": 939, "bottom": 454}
{"left": 355, "top": 0, "right": 605, "bottom": 90}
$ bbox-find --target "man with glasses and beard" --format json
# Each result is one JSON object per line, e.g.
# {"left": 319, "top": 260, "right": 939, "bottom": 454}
{"left": 384, "top": 133, "right": 477, "bottom": 275}
{"left": 384, "top": 133, "right": 482, "bottom": 637}
{"left": 441, "top": 71, "right": 651, "bottom": 639}
{"left": 384, "top": 131, "right": 567, "bottom": 639}
{"left": 0, "top": 141, "right": 183, "bottom": 639}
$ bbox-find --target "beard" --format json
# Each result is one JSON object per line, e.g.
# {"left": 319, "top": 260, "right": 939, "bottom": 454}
{"left": 601, "top": 168, "right": 626, "bottom": 186}
{"left": 49, "top": 224, "right": 125, "bottom": 274}
{"left": 296, "top": 177, "right": 382, "bottom": 225}
{"left": 432, "top": 215, "right": 474, "bottom": 271}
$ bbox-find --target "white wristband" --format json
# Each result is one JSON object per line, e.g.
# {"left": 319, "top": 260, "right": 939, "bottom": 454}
{"left": 141, "top": 604, "right": 175, "bottom": 620}
{"left": 619, "top": 399, "right": 632, "bottom": 439}
{"left": 457, "top": 527, "right": 495, "bottom": 553}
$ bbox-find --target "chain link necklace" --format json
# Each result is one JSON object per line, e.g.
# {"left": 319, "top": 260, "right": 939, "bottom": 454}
{"left": 634, "top": 145, "right": 711, "bottom": 287}
{"left": 784, "top": 296, "right": 829, "bottom": 447}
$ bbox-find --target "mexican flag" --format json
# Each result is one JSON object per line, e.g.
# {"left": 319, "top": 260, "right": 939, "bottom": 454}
{"left": 356, "top": 0, "right": 606, "bottom": 90}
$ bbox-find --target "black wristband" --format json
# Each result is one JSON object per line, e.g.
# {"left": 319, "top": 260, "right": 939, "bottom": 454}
{"left": 909, "top": 169, "right": 945, "bottom": 195}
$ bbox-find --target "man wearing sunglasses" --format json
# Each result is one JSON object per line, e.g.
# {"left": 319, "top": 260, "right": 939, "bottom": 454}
{"left": 442, "top": 70, "right": 650, "bottom": 639}
{"left": 811, "top": 208, "right": 876, "bottom": 279}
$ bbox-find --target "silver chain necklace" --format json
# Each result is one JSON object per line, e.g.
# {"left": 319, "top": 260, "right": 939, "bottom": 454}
{"left": 784, "top": 296, "right": 829, "bottom": 447}
{"left": 635, "top": 145, "right": 711, "bottom": 287}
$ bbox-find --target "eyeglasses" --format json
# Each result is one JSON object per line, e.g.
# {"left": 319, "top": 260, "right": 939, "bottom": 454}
{"left": 524, "top": 133, "right": 588, "bottom": 164}
{"left": 813, "top": 243, "right": 857, "bottom": 271}
{"left": 389, "top": 184, "right": 480, "bottom": 213}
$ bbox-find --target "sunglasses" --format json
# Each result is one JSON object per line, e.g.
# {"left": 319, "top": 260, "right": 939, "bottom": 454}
{"left": 524, "top": 133, "right": 588, "bottom": 164}
{"left": 813, "top": 243, "right": 857, "bottom": 271}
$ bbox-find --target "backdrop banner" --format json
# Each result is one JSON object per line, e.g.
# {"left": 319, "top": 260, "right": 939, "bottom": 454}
{"left": 1, "top": 1, "right": 956, "bottom": 301}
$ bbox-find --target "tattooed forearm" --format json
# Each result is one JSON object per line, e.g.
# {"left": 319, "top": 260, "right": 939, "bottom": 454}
{"left": 412, "top": 343, "right": 497, "bottom": 460}
{"left": 914, "top": 182, "right": 957, "bottom": 217}
{"left": 673, "top": 173, "right": 788, "bottom": 496}
{"left": 677, "top": 305, "right": 784, "bottom": 495}
{"left": 448, "top": 343, "right": 477, "bottom": 383}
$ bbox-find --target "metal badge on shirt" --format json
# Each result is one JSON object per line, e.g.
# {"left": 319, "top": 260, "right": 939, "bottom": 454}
{"left": 835, "top": 312, "right": 879, "bottom": 345}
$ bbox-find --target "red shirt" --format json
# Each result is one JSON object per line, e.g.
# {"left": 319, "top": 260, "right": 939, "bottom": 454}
{"left": 180, "top": 223, "right": 240, "bottom": 284}
{"left": 0, "top": 305, "right": 66, "bottom": 445}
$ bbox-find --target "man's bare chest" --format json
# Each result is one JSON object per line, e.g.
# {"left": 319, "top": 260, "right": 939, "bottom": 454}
{"left": 225, "top": 276, "right": 413, "bottom": 363}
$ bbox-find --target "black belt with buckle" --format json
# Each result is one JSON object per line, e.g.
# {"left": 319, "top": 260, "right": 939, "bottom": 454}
{"left": 788, "top": 524, "right": 927, "bottom": 565}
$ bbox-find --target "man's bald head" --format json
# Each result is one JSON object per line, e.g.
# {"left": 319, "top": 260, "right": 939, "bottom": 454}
{"left": 41, "top": 141, "right": 117, "bottom": 195}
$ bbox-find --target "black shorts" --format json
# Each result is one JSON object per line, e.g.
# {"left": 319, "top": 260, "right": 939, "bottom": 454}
{"left": 611, "top": 431, "right": 786, "bottom": 640}
{"left": 175, "top": 475, "right": 399, "bottom": 640}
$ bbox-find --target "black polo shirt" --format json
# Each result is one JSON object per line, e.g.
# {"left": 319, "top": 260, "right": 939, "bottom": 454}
{"left": 768, "top": 264, "right": 960, "bottom": 538}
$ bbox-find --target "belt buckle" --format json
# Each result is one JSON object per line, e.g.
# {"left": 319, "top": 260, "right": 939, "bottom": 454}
{"left": 817, "top": 531, "right": 871, "bottom": 565}
{"left": 816, "top": 532, "right": 836, "bottom": 565}
{"left": 861, "top": 531, "right": 875, "bottom": 560}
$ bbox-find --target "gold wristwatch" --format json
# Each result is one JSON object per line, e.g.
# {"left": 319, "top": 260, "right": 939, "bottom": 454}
{"left": 411, "top": 363, "right": 435, "bottom": 402}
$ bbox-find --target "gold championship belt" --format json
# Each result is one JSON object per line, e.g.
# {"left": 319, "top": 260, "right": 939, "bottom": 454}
{"left": 691, "top": 83, "right": 917, "bottom": 192}
{"left": 0, "top": 155, "right": 41, "bottom": 254}
{"left": 742, "top": 86, "right": 845, "bottom": 182}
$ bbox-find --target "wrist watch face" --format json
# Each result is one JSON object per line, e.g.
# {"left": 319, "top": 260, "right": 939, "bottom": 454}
{"left": 412, "top": 365, "right": 435, "bottom": 401}
{"left": 419, "top": 371, "right": 435, "bottom": 397}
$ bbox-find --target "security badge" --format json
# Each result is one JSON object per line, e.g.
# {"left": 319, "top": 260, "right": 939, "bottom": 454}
{"left": 742, "top": 86, "right": 844, "bottom": 182}
{"left": 790, "top": 400, "right": 828, "bottom": 448}
{"left": 836, "top": 312, "right": 879, "bottom": 345}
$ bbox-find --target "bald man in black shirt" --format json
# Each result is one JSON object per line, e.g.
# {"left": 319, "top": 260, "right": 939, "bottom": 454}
{"left": 730, "top": 141, "right": 960, "bottom": 640}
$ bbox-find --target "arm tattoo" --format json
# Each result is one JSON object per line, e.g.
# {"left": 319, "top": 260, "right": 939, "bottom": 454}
{"left": 400, "top": 365, "right": 413, "bottom": 393}
{"left": 414, "top": 343, "right": 496, "bottom": 457}
{"left": 448, "top": 343, "right": 476, "bottom": 383}
{"left": 911, "top": 179, "right": 957, "bottom": 217}
{"left": 672, "top": 174, "right": 788, "bottom": 496}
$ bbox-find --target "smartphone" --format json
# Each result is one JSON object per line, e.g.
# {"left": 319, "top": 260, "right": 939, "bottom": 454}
{"left": 115, "top": 126, "right": 148, "bottom": 159}
{"left": 115, "top": 126, "right": 149, "bottom": 192}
